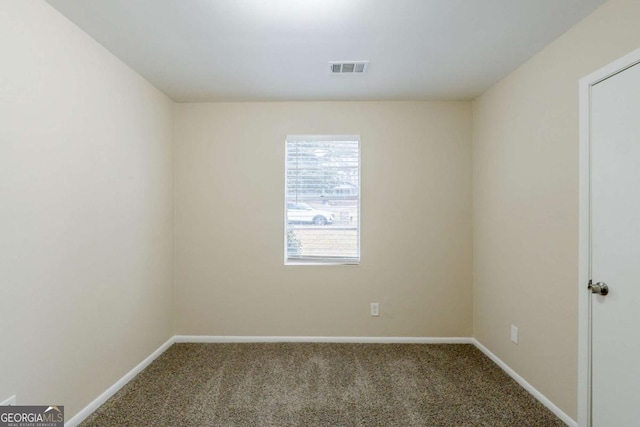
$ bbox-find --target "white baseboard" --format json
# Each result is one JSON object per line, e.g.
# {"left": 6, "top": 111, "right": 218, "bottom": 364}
{"left": 472, "top": 339, "right": 577, "bottom": 427}
{"left": 174, "top": 335, "right": 474, "bottom": 344}
{"left": 66, "top": 335, "right": 574, "bottom": 427}
{"left": 0, "top": 395, "right": 16, "bottom": 406}
{"left": 65, "top": 337, "right": 175, "bottom": 427}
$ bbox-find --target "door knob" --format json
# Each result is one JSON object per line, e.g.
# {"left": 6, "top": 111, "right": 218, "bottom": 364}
{"left": 589, "top": 281, "right": 609, "bottom": 296}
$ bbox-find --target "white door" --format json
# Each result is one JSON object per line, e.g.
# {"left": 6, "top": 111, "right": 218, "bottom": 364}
{"left": 590, "top": 60, "right": 640, "bottom": 426}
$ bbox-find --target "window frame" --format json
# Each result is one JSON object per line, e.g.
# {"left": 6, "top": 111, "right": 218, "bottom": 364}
{"left": 284, "top": 134, "right": 361, "bottom": 266}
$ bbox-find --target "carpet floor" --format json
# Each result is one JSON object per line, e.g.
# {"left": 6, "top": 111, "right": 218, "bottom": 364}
{"left": 80, "top": 343, "right": 566, "bottom": 426}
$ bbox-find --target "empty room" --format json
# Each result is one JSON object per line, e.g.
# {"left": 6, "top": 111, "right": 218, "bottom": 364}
{"left": 1, "top": 0, "right": 639, "bottom": 426}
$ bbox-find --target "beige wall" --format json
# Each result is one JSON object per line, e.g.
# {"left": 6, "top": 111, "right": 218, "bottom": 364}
{"left": 175, "top": 102, "right": 472, "bottom": 338}
{"left": 0, "top": 1, "right": 174, "bottom": 418}
{"left": 472, "top": 0, "right": 640, "bottom": 419}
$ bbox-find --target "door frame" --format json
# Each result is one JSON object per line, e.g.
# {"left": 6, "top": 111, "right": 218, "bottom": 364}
{"left": 578, "top": 47, "right": 640, "bottom": 427}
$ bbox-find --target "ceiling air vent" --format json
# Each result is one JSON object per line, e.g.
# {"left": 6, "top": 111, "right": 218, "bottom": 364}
{"left": 329, "top": 61, "right": 369, "bottom": 74}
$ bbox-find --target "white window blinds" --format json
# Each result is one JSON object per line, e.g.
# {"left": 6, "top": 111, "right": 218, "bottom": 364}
{"left": 285, "top": 135, "right": 360, "bottom": 264}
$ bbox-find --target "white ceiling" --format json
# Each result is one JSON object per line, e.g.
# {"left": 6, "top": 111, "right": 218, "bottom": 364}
{"left": 46, "top": 0, "right": 606, "bottom": 102}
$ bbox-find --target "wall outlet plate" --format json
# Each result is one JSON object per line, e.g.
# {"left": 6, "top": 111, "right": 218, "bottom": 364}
{"left": 1, "top": 395, "right": 16, "bottom": 406}
{"left": 370, "top": 302, "right": 380, "bottom": 317}
{"left": 511, "top": 325, "right": 518, "bottom": 344}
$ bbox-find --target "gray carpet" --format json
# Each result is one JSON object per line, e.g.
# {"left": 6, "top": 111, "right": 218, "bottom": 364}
{"left": 80, "top": 343, "right": 566, "bottom": 426}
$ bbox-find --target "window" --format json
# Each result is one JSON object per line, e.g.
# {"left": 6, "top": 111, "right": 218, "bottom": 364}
{"left": 285, "top": 135, "right": 360, "bottom": 264}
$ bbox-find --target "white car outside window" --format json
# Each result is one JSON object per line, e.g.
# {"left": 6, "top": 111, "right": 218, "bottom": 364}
{"left": 286, "top": 203, "right": 334, "bottom": 225}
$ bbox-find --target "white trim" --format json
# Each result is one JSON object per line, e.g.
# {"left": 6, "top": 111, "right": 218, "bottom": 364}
{"left": 578, "top": 52, "right": 594, "bottom": 427}
{"left": 174, "top": 335, "right": 474, "bottom": 344}
{"left": 65, "top": 337, "right": 175, "bottom": 427}
{"left": 0, "top": 395, "right": 16, "bottom": 406}
{"left": 286, "top": 134, "right": 360, "bottom": 142}
{"left": 577, "top": 47, "right": 640, "bottom": 427}
{"left": 473, "top": 339, "right": 576, "bottom": 427}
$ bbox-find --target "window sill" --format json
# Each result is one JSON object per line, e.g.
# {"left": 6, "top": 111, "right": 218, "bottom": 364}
{"left": 285, "top": 258, "right": 360, "bottom": 266}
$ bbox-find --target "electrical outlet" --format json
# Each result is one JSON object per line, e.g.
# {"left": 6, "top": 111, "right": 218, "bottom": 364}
{"left": 511, "top": 325, "right": 518, "bottom": 344}
{"left": 370, "top": 303, "right": 380, "bottom": 317}
{"left": 1, "top": 395, "right": 16, "bottom": 406}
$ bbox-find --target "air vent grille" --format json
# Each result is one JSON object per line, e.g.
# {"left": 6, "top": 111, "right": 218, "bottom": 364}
{"left": 329, "top": 61, "right": 369, "bottom": 74}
